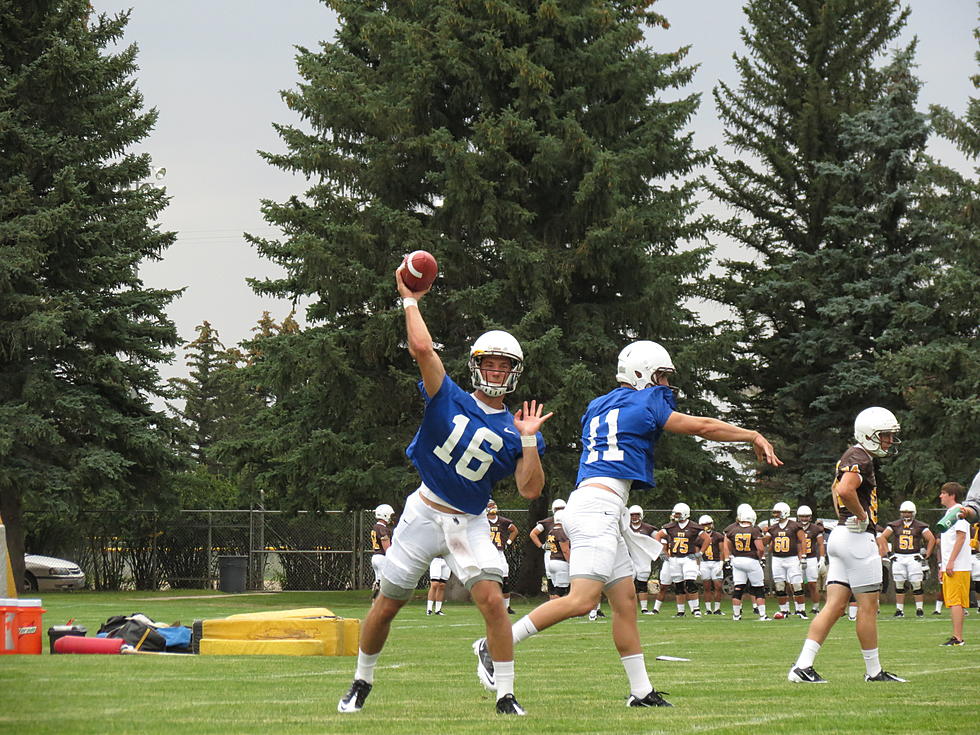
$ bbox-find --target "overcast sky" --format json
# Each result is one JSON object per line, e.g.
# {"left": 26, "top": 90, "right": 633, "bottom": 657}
{"left": 90, "top": 1, "right": 978, "bottom": 392}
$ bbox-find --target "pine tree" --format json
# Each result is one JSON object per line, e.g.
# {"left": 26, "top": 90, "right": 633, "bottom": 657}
{"left": 0, "top": 3, "right": 181, "bottom": 583}
{"left": 709, "top": 0, "right": 916, "bottom": 505}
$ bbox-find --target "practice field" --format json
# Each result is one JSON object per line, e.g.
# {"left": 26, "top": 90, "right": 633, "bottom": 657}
{"left": 1, "top": 591, "right": 975, "bottom": 735}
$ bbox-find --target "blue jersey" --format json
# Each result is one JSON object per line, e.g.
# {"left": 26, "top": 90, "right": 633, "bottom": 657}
{"left": 576, "top": 386, "right": 676, "bottom": 490}
{"left": 406, "top": 375, "right": 545, "bottom": 514}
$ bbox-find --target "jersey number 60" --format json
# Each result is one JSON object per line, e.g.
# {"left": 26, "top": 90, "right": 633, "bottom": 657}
{"left": 433, "top": 415, "right": 503, "bottom": 481}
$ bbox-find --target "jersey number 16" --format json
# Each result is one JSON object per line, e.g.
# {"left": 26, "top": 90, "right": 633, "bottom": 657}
{"left": 433, "top": 415, "right": 503, "bottom": 482}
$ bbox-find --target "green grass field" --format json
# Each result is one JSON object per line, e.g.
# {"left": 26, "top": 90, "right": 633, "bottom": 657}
{"left": 0, "top": 590, "right": 976, "bottom": 734}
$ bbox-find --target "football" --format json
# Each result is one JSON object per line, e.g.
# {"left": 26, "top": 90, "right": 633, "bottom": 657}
{"left": 400, "top": 250, "right": 438, "bottom": 291}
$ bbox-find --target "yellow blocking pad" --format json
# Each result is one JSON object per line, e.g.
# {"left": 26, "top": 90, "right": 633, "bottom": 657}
{"left": 224, "top": 607, "right": 335, "bottom": 620}
{"left": 197, "top": 613, "right": 360, "bottom": 656}
{"left": 199, "top": 638, "right": 324, "bottom": 656}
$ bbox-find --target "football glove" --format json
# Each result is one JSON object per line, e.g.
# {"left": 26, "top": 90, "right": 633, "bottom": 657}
{"left": 818, "top": 558, "right": 828, "bottom": 574}
{"left": 913, "top": 554, "right": 922, "bottom": 562}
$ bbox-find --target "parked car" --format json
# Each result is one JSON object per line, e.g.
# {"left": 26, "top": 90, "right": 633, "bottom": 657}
{"left": 23, "top": 554, "right": 86, "bottom": 591}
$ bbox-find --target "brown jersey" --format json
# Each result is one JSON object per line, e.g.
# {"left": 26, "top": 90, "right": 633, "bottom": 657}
{"left": 370, "top": 521, "right": 391, "bottom": 554}
{"left": 832, "top": 445, "right": 878, "bottom": 533}
{"left": 549, "top": 525, "right": 569, "bottom": 562}
{"left": 662, "top": 521, "right": 704, "bottom": 557}
{"left": 800, "top": 522, "right": 825, "bottom": 559}
{"left": 768, "top": 519, "right": 803, "bottom": 558}
{"left": 700, "top": 530, "right": 725, "bottom": 561}
{"left": 488, "top": 515, "right": 514, "bottom": 551}
{"left": 536, "top": 516, "right": 556, "bottom": 551}
{"left": 886, "top": 518, "right": 928, "bottom": 555}
{"left": 724, "top": 522, "right": 764, "bottom": 558}
{"left": 628, "top": 521, "right": 657, "bottom": 539}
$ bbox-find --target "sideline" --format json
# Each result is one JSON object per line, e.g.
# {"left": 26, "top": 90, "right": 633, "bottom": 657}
{"left": 129, "top": 591, "right": 282, "bottom": 601}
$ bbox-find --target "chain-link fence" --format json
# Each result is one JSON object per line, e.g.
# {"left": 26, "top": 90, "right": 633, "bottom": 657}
{"left": 22, "top": 505, "right": 959, "bottom": 595}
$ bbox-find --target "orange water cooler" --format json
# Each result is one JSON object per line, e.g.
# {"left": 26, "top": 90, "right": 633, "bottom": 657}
{"left": 0, "top": 598, "right": 45, "bottom": 654}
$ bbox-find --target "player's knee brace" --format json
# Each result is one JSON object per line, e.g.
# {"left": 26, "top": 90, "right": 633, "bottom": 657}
{"left": 911, "top": 582, "right": 923, "bottom": 596}
{"left": 684, "top": 579, "right": 698, "bottom": 595}
{"left": 673, "top": 582, "right": 685, "bottom": 596}
{"left": 547, "top": 580, "right": 557, "bottom": 596}
{"left": 750, "top": 585, "right": 766, "bottom": 598}
{"left": 501, "top": 577, "right": 511, "bottom": 594}
{"left": 791, "top": 584, "right": 804, "bottom": 596}
{"left": 634, "top": 578, "right": 647, "bottom": 594}
{"left": 557, "top": 585, "right": 570, "bottom": 597}
{"left": 733, "top": 584, "right": 746, "bottom": 600}
{"left": 774, "top": 581, "right": 787, "bottom": 596}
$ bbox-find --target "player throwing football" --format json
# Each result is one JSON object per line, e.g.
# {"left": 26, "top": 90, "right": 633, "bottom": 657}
{"left": 338, "top": 266, "right": 552, "bottom": 716}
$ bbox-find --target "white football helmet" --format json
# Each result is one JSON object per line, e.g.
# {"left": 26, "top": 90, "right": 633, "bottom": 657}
{"left": 772, "top": 502, "right": 791, "bottom": 521}
{"left": 900, "top": 500, "right": 916, "bottom": 518}
{"left": 699, "top": 514, "right": 713, "bottom": 527}
{"left": 854, "top": 407, "right": 901, "bottom": 457}
{"left": 616, "top": 340, "right": 675, "bottom": 390}
{"left": 469, "top": 331, "right": 523, "bottom": 397}
{"left": 374, "top": 504, "right": 394, "bottom": 523}
{"left": 552, "top": 498, "right": 566, "bottom": 512}
{"left": 487, "top": 499, "right": 498, "bottom": 516}
{"left": 629, "top": 504, "right": 643, "bottom": 517}
{"left": 553, "top": 509, "right": 565, "bottom": 525}
{"left": 797, "top": 505, "right": 813, "bottom": 523}
{"left": 736, "top": 503, "right": 757, "bottom": 524}
{"left": 671, "top": 502, "right": 690, "bottom": 522}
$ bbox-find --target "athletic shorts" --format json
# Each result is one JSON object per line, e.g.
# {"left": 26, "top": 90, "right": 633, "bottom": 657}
{"left": 546, "top": 558, "right": 570, "bottom": 587}
{"left": 382, "top": 489, "right": 503, "bottom": 593}
{"left": 564, "top": 485, "right": 633, "bottom": 586}
{"left": 700, "top": 560, "right": 723, "bottom": 581}
{"left": 771, "top": 555, "right": 803, "bottom": 585}
{"left": 428, "top": 556, "right": 450, "bottom": 582}
{"left": 732, "top": 556, "right": 764, "bottom": 587}
{"left": 801, "top": 557, "right": 819, "bottom": 584}
{"left": 826, "top": 526, "right": 882, "bottom": 594}
{"left": 942, "top": 570, "right": 971, "bottom": 608}
{"left": 495, "top": 549, "right": 510, "bottom": 579}
{"left": 658, "top": 558, "right": 672, "bottom": 585}
{"left": 633, "top": 559, "right": 652, "bottom": 583}
{"left": 667, "top": 555, "right": 699, "bottom": 583}
{"left": 891, "top": 554, "right": 923, "bottom": 584}
{"left": 371, "top": 553, "right": 386, "bottom": 583}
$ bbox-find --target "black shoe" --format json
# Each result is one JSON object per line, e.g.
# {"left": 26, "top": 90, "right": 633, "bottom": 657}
{"left": 810, "top": 608, "right": 820, "bottom": 615}
{"left": 626, "top": 689, "right": 672, "bottom": 707}
{"left": 435, "top": 610, "right": 445, "bottom": 616}
{"left": 916, "top": 609, "right": 924, "bottom": 617}
{"left": 714, "top": 610, "right": 725, "bottom": 616}
{"left": 337, "top": 679, "right": 372, "bottom": 713}
{"left": 595, "top": 609, "right": 606, "bottom": 618}
{"left": 941, "top": 637, "right": 965, "bottom": 646}
{"left": 506, "top": 607, "right": 515, "bottom": 615}
{"left": 472, "top": 638, "right": 495, "bottom": 690}
{"left": 495, "top": 693, "right": 526, "bottom": 715}
{"left": 673, "top": 612, "right": 685, "bottom": 618}
{"left": 932, "top": 610, "right": 942, "bottom": 615}
{"left": 641, "top": 609, "right": 655, "bottom": 615}
{"left": 788, "top": 666, "right": 827, "bottom": 683}
{"left": 893, "top": 610, "right": 904, "bottom": 617}
{"left": 426, "top": 610, "right": 433, "bottom": 615}
{"left": 865, "top": 670, "right": 908, "bottom": 682}
{"left": 650, "top": 609, "right": 660, "bottom": 615}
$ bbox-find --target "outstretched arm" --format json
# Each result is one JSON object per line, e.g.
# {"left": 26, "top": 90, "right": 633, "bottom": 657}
{"left": 513, "top": 400, "right": 553, "bottom": 500}
{"left": 396, "top": 266, "right": 445, "bottom": 397}
{"left": 663, "top": 412, "right": 782, "bottom": 466}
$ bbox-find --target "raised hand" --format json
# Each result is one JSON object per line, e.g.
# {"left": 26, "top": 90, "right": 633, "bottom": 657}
{"left": 513, "top": 400, "right": 554, "bottom": 437}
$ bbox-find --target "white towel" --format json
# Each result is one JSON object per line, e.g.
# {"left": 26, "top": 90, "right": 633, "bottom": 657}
{"left": 436, "top": 513, "right": 482, "bottom": 579}
{"left": 620, "top": 509, "right": 664, "bottom": 569}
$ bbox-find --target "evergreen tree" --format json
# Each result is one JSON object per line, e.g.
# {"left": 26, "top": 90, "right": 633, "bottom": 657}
{"left": 242, "top": 1, "right": 748, "bottom": 543}
{"left": 0, "top": 3, "right": 181, "bottom": 583}
{"left": 169, "top": 322, "right": 227, "bottom": 469}
{"left": 709, "top": 0, "right": 915, "bottom": 505}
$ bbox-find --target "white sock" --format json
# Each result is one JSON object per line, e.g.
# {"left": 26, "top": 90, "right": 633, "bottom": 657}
{"left": 915, "top": 600, "right": 923, "bottom": 611}
{"left": 653, "top": 599, "right": 662, "bottom": 612}
{"left": 512, "top": 615, "right": 538, "bottom": 645}
{"left": 848, "top": 604, "right": 857, "bottom": 618}
{"left": 780, "top": 602, "right": 789, "bottom": 614}
{"left": 896, "top": 602, "right": 904, "bottom": 613}
{"left": 426, "top": 600, "right": 434, "bottom": 612}
{"left": 640, "top": 600, "right": 648, "bottom": 611}
{"left": 936, "top": 600, "right": 943, "bottom": 612}
{"left": 354, "top": 650, "right": 380, "bottom": 683}
{"left": 688, "top": 599, "right": 699, "bottom": 612}
{"left": 494, "top": 659, "right": 515, "bottom": 697}
{"left": 620, "top": 653, "right": 652, "bottom": 698}
{"left": 794, "top": 639, "right": 821, "bottom": 670}
{"left": 434, "top": 600, "right": 442, "bottom": 612}
{"left": 732, "top": 601, "right": 742, "bottom": 616}
{"left": 676, "top": 602, "right": 684, "bottom": 614}
{"left": 862, "top": 648, "right": 880, "bottom": 677}
{"left": 503, "top": 596, "right": 511, "bottom": 610}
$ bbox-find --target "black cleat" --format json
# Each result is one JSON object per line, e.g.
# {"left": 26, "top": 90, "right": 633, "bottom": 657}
{"left": 337, "top": 679, "right": 372, "bottom": 713}
{"left": 650, "top": 609, "right": 660, "bottom": 615}
{"left": 916, "top": 609, "right": 924, "bottom": 617}
{"left": 472, "top": 638, "right": 495, "bottom": 691}
{"left": 426, "top": 609, "right": 433, "bottom": 615}
{"left": 627, "top": 689, "right": 672, "bottom": 707}
{"left": 673, "top": 612, "right": 685, "bottom": 618}
{"left": 495, "top": 693, "right": 526, "bottom": 715}
{"left": 932, "top": 610, "right": 942, "bottom": 616}
{"left": 893, "top": 609, "right": 904, "bottom": 617}
{"left": 506, "top": 607, "right": 515, "bottom": 615}
{"left": 865, "top": 670, "right": 908, "bottom": 682}
{"left": 435, "top": 610, "right": 445, "bottom": 616}
{"left": 941, "top": 637, "right": 965, "bottom": 646}
{"left": 788, "top": 666, "right": 827, "bottom": 683}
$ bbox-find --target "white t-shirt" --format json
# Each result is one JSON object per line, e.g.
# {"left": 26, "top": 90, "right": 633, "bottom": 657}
{"left": 940, "top": 518, "right": 973, "bottom": 572}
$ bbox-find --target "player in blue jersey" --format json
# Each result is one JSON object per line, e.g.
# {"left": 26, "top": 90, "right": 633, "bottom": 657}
{"left": 476, "top": 340, "right": 781, "bottom": 708}
{"left": 338, "top": 266, "right": 553, "bottom": 717}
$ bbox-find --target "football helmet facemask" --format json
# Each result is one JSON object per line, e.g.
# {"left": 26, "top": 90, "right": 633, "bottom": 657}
{"left": 900, "top": 500, "right": 916, "bottom": 520}
{"left": 671, "top": 502, "right": 690, "bottom": 522}
{"left": 854, "top": 407, "right": 901, "bottom": 458}
{"left": 772, "top": 502, "right": 791, "bottom": 522}
{"left": 796, "top": 505, "right": 812, "bottom": 524}
{"left": 698, "top": 514, "right": 713, "bottom": 528}
{"left": 469, "top": 331, "right": 524, "bottom": 397}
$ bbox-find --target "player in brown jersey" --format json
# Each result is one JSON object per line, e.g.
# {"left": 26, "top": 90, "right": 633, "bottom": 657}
{"left": 627, "top": 505, "right": 658, "bottom": 614}
{"left": 487, "top": 500, "right": 519, "bottom": 613}
{"left": 655, "top": 503, "right": 704, "bottom": 617}
{"left": 370, "top": 504, "right": 396, "bottom": 597}
{"left": 766, "top": 502, "right": 808, "bottom": 619}
{"left": 724, "top": 505, "right": 769, "bottom": 620}
{"left": 796, "top": 506, "right": 826, "bottom": 615}
{"left": 546, "top": 511, "right": 571, "bottom": 597}
{"left": 697, "top": 515, "right": 726, "bottom": 615}
{"left": 789, "top": 407, "right": 907, "bottom": 684}
{"left": 879, "top": 500, "right": 935, "bottom": 617}
{"left": 530, "top": 498, "right": 565, "bottom": 597}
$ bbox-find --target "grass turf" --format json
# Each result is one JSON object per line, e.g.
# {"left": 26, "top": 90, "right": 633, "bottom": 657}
{"left": 0, "top": 590, "right": 976, "bottom": 734}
